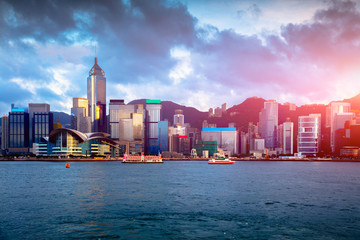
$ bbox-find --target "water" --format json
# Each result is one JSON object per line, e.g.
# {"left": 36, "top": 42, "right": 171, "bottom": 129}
{"left": 1, "top": 161, "right": 360, "bottom": 239}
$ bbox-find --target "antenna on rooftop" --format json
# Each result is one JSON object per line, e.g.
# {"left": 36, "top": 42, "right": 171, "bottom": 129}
{"left": 95, "top": 44, "right": 97, "bottom": 64}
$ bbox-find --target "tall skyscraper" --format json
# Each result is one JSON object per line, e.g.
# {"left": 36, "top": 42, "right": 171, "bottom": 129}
{"left": 145, "top": 99, "right": 162, "bottom": 154}
{"left": 298, "top": 114, "right": 321, "bottom": 156}
{"left": 87, "top": 51, "right": 106, "bottom": 133}
{"left": 330, "top": 102, "right": 351, "bottom": 152}
{"left": 259, "top": 100, "right": 278, "bottom": 149}
{"left": 71, "top": 98, "right": 91, "bottom": 133}
{"left": 283, "top": 121, "right": 294, "bottom": 155}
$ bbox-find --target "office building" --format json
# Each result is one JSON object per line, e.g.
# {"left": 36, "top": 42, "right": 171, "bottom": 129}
{"left": 330, "top": 102, "right": 351, "bottom": 152}
{"left": 259, "top": 100, "right": 278, "bottom": 149}
{"left": 158, "top": 120, "right": 169, "bottom": 153}
{"left": 145, "top": 100, "right": 162, "bottom": 154}
{"left": 28, "top": 103, "right": 51, "bottom": 146}
{"left": 109, "top": 99, "right": 125, "bottom": 139}
{"left": 8, "top": 107, "right": 30, "bottom": 154}
{"left": 201, "top": 127, "right": 238, "bottom": 156}
{"left": 33, "top": 112, "right": 53, "bottom": 145}
{"left": 283, "top": 121, "right": 294, "bottom": 155}
{"left": 87, "top": 52, "right": 107, "bottom": 133}
{"left": 1, "top": 115, "right": 9, "bottom": 154}
{"left": 222, "top": 103, "right": 226, "bottom": 113}
{"left": 71, "top": 98, "right": 91, "bottom": 133}
{"left": 298, "top": 114, "right": 321, "bottom": 156}
{"left": 173, "top": 109, "right": 184, "bottom": 127}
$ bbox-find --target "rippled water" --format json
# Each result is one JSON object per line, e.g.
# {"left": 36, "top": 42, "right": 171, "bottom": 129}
{"left": 1, "top": 161, "right": 360, "bottom": 239}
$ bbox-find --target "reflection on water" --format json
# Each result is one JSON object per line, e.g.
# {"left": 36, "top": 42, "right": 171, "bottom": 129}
{"left": 1, "top": 161, "right": 360, "bottom": 239}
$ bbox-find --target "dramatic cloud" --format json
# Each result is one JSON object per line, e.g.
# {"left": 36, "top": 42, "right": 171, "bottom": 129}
{"left": 0, "top": 0, "right": 360, "bottom": 116}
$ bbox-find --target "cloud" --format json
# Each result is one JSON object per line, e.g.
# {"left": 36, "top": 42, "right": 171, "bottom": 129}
{"left": 1, "top": 0, "right": 360, "bottom": 116}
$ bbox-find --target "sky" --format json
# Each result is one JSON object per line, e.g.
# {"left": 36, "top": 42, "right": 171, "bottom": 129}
{"left": 1, "top": 0, "right": 360, "bottom": 115}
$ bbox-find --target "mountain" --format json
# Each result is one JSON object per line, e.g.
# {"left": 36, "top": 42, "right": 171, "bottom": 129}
{"left": 128, "top": 99, "right": 208, "bottom": 129}
{"left": 344, "top": 94, "right": 360, "bottom": 110}
{"left": 207, "top": 97, "right": 266, "bottom": 131}
{"left": 52, "top": 111, "right": 71, "bottom": 128}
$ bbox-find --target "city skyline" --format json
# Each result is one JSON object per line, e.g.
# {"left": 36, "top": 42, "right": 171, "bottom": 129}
{"left": 1, "top": 0, "right": 360, "bottom": 115}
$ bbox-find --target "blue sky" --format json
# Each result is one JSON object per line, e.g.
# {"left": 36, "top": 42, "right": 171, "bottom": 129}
{"left": 1, "top": 0, "right": 360, "bottom": 115}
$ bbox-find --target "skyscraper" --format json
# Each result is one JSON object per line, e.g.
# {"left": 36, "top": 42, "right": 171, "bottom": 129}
{"left": 283, "top": 121, "right": 294, "bottom": 155}
{"left": 8, "top": 107, "right": 29, "bottom": 154}
{"left": 173, "top": 109, "right": 184, "bottom": 127}
{"left": 259, "top": 100, "right": 278, "bottom": 149}
{"left": 29, "top": 103, "right": 53, "bottom": 148}
{"left": 298, "top": 114, "right": 321, "bottom": 156}
{"left": 145, "top": 99, "right": 162, "bottom": 154}
{"left": 28, "top": 103, "right": 50, "bottom": 146}
{"left": 87, "top": 51, "right": 106, "bottom": 133}
{"left": 1, "top": 115, "right": 9, "bottom": 154}
{"left": 330, "top": 102, "right": 351, "bottom": 152}
{"left": 71, "top": 98, "right": 91, "bottom": 133}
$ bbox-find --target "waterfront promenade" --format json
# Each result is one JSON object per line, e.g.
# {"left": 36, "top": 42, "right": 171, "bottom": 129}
{"left": 1, "top": 157, "right": 360, "bottom": 162}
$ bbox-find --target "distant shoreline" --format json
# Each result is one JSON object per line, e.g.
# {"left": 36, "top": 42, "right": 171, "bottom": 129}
{"left": 1, "top": 157, "right": 360, "bottom": 162}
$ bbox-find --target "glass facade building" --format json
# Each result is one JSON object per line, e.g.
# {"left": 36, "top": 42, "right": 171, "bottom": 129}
{"left": 283, "top": 121, "right": 294, "bottom": 155}
{"left": 71, "top": 98, "right": 91, "bottom": 133}
{"left": 330, "top": 102, "right": 351, "bottom": 152}
{"left": 33, "top": 112, "right": 53, "bottom": 144}
{"left": 9, "top": 111, "right": 29, "bottom": 150}
{"left": 87, "top": 55, "right": 106, "bottom": 133}
{"left": 201, "top": 128, "right": 238, "bottom": 156}
{"left": 298, "top": 114, "right": 321, "bottom": 156}
{"left": 259, "top": 100, "right": 278, "bottom": 149}
{"left": 1, "top": 115, "right": 9, "bottom": 153}
{"left": 145, "top": 100, "right": 162, "bottom": 154}
{"left": 158, "top": 121, "right": 169, "bottom": 153}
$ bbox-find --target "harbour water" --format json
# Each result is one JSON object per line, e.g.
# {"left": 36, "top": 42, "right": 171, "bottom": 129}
{"left": 1, "top": 161, "right": 360, "bottom": 239}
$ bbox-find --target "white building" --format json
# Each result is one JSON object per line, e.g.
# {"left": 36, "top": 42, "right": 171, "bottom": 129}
{"left": 298, "top": 114, "right": 321, "bottom": 156}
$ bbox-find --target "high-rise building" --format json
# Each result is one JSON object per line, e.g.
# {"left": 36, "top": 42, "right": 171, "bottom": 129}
{"left": 1, "top": 115, "right": 9, "bottom": 154}
{"left": 201, "top": 127, "right": 238, "bottom": 156}
{"left": 158, "top": 120, "right": 169, "bottom": 153}
{"left": 8, "top": 107, "right": 30, "bottom": 154}
{"left": 109, "top": 101, "right": 144, "bottom": 141}
{"left": 71, "top": 98, "right": 91, "bottom": 133}
{"left": 298, "top": 114, "right": 321, "bottom": 156}
{"left": 283, "top": 121, "right": 294, "bottom": 155}
{"left": 28, "top": 103, "right": 50, "bottom": 146}
{"left": 330, "top": 102, "right": 351, "bottom": 152}
{"left": 222, "top": 103, "right": 227, "bottom": 113}
{"left": 87, "top": 52, "right": 106, "bottom": 133}
{"left": 109, "top": 99, "right": 125, "bottom": 139}
{"left": 173, "top": 109, "right": 184, "bottom": 127}
{"left": 259, "top": 100, "right": 278, "bottom": 149}
{"left": 145, "top": 99, "right": 162, "bottom": 154}
{"left": 33, "top": 112, "right": 53, "bottom": 145}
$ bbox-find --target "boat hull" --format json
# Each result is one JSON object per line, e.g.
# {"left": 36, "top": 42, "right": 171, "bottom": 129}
{"left": 208, "top": 161, "right": 235, "bottom": 164}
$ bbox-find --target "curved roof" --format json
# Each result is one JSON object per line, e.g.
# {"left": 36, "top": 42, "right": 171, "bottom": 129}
{"left": 85, "top": 132, "right": 110, "bottom": 139}
{"left": 49, "top": 128, "right": 117, "bottom": 147}
{"left": 82, "top": 136, "right": 119, "bottom": 146}
{"left": 48, "top": 128, "right": 88, "bottom": 143}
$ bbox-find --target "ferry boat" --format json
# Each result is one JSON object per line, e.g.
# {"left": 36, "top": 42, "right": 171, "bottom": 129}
{"left": 122, "top": 154, "right": 163, "bottom": 163}
{"left": 208, "top": 157, "right": 235, "bottom": 164}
